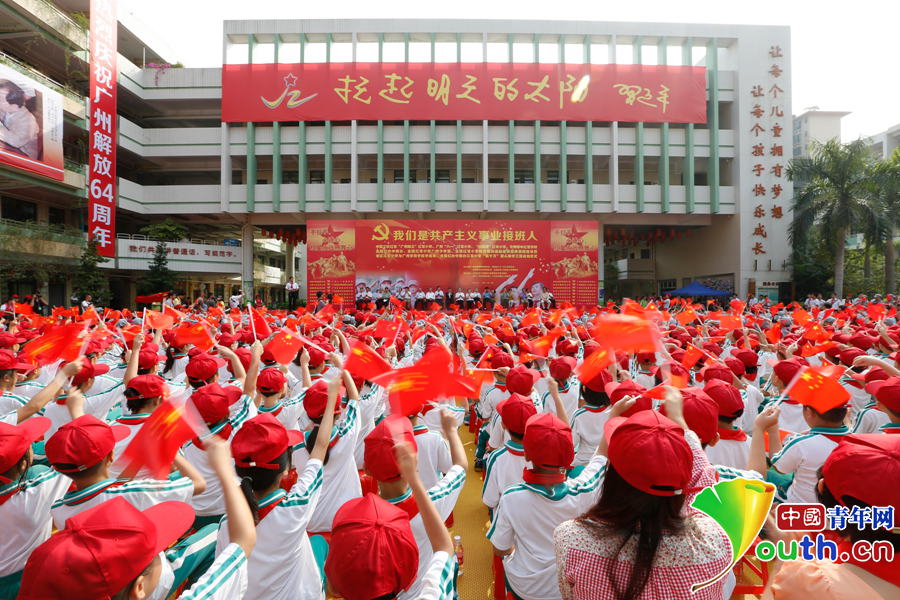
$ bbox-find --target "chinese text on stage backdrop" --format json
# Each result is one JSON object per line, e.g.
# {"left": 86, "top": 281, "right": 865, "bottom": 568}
{"left": 223, "top": 63, "right": 707, "bottom": 124}
{"left": 307, "top": 220, "right": 599, "bottom": 306}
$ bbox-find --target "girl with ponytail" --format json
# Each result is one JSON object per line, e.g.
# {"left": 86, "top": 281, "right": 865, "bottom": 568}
{"left": 219, "top": 375, "right": 339, "bottom": 599}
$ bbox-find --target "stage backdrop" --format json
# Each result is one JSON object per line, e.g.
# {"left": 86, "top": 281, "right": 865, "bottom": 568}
{"left": 307, "top": 220, "right": 599, "bottom": 306}
{"left": 222, "top": 62, "right": 707, "bottom": 124}
{"left": 0, "top": 63, "right": 64, "bottom": 181}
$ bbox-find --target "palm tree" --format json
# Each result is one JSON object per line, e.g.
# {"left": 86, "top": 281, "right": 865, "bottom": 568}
{"left": 788, "top": 139, "right": 878, "bottom": 297}
{"left": 869, "top": 148, "right": 900, "bottom": 294}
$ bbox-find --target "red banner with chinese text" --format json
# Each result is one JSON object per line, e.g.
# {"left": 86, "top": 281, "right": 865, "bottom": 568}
{"left": 306, "top": 220, "right": 599, "bottom": 307}
{"left": 223, "top": 63, "right": 707, "bottom": 124}
{"left": 88, "top": 0, "right": 117, "bottom": 258}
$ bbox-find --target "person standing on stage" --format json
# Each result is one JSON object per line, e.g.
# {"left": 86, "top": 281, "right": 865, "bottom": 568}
{"left": 285, "top": 277, "right": 300, "bottom": 309}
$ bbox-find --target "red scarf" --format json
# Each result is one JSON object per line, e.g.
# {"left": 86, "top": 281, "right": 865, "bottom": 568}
{"left": 717, "top": 427, "right": 748, "bottom": 442}
{"left": 392, "top": 494, "right": 420, "bottom": 520}
{"left": 192, "top": 425, "right": 233, "bottom": 450}
{"left": 523, "top": 468, "right": 566, "bottom": 485}
{"left": 257, "top": 494, "right": 285, "bottom": 522}
{"left": 494, "top": 384, "right": 507, "bottom": 392}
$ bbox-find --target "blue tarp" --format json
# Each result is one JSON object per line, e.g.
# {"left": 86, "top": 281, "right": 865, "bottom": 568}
{"left": 667, "top": 281, "right": 733, "bottom": 297}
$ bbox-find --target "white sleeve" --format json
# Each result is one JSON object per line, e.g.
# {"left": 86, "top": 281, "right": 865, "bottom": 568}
{"left": 178, "top": 543, "right": 248, "bottom": 599}
{"left": 427, "top": 465, "right": 466, "bottom": 519}
{"left": 416, "top": 551, "right": 457, "bottom": 600}
{"left": 568, "top": 455, "right": 608, "bottom": 513}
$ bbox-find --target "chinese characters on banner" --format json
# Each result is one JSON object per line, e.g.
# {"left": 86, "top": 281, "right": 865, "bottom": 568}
{"left": 222, "top": 63, "right": 708, "bottom": 124}
{"left": 88, "top": 0, "right": 117, "bottom": 258}
{"left": 306, "top": 220, "right": 600, "bottom": 306}
{"left": 748, "top": 43, "right": 786, "bottom": 261}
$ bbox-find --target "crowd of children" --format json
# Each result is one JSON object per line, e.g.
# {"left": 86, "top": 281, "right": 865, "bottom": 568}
{"left": 0, "top": 295, "right": 898, "bottom": 599}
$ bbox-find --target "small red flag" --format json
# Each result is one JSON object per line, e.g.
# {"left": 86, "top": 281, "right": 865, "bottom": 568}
{"left": 173, "top": 322, "right": 215, "bottom": 351}
{"left": 264, "top": 328, "right": 304, "bottom": 364}
{"left": 802, "top": 323, "right": 831, "bottom": 343}
{"left": 134, "top": 292, "right": 169, "bottom": 304}
{"left": 675, "top": 308, "right": 699, "bottom": 326}
{"left": 250, "top": 307, "right": 273, "bottom": 339}
{"left": 372, "top": 346, "right": 476, "bottom": 415}
{"left": 800, "top": 341, "right": 838, "bottom": 357}
{"left": 792, "top": 308, "right": 812, "bottom": 326}
{"left": 765, "top": 323, "right": 783, "bottom": 344}
{"left": 718, "top": 314, "right": 743, "bottom": 331}
{"left": 164, "top": 304, "right": 186, "bottom": 322}
{"left": 344, "top": 340, "right": 394, "bottom": 381}
{"left": 117, "top": 399, "right": 201, "bottom": 480}
{"left": 373, "top": 319, "right": 401, "bottom": 340}
{"left": 786, "top": 365, "right": 850, "bottom": 413}
{"left": 530, "top": 327, "right": 566, "bottom": 357}
{"left": 80, "top": 306, "right": 100, "bottom": 324}
{"left": 144, "top": 309, "right": 174, "bottom": 331}
{"left": 12, "top": 302, "right": 33, "bottom": 315}
{"left": 681, "top": 344, "right": 707, "bottom": 369}
{"left": 23, "top": 323, "right": 84, "bottom": 366}
{"left": 576, "top": 347, "right": 613, "bottom": 385}
{"left": 592, "top": 314, "right": 659, "bottom": 353}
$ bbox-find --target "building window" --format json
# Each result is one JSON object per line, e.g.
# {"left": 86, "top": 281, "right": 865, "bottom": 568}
{"left": 659, "top": 279, "right": 676, "bottom": 293}
{"left": 309, "top": 170, "right": 325, "bottom": 184}
{"left": 514, "top": 170, "right": 533, "bottom": 184}
{"left": 640, "top": 248, "right": 651, "bottom": 259}
{"left": 48, "top": 207, "right": 66, "bottom": 226}
{"left": 436, "top": 169, "right": 451, "bottom": 183}
{"left": 545, "top": 170, "right": 559, "bottom": 184}
{"left": 1, "top": 198, "right": 36, "bottom": 222}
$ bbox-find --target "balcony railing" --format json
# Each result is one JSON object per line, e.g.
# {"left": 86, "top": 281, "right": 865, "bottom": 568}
{"left": 0, "top": 217, "right": 84, "bottom": 245}
{"left": 0, "top": 50, "right": 84, "bottom": 104}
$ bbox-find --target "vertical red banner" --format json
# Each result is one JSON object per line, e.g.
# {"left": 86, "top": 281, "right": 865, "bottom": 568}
{"left": 306, "top": 220, "right": 356, "bottom": 305}
{"left": 88, "top": 0, "right": 117, "bottom": 258}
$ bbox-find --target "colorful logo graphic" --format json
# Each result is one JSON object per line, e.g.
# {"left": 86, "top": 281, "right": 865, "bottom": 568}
{"left": 689, "top": 478, "right": 776, "bottom": 592}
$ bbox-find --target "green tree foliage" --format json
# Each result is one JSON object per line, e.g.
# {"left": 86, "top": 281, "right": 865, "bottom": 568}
{"left": 136, "top": 219, "right": 189, "bottom": 295}
{"left": 75, "top": 239, "right": 111, "bottom": 306}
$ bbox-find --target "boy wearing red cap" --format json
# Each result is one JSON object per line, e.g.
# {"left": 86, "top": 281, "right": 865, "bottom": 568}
{"left": 217, "top": 376, "right": 339, "bottom": 599}
{"left": 703, "top": 379, "right": 752, "bottom": 470}
{"left": 632, "top": 351, "right": 657, "bottom": 388}
{"left": 0, "top": 356, "right": 81, "bottom": 426}
{"left": 488, "top": 411, "right": 607, "bottom": 600}
{"left": 482, "top": 393, "right": 536, "bottom": 511}
{"left": 864, "top": 375, "right": 900, "bottom": 434}
{"left": 47, "top": 414, "right": 206, "bottom": 530}
{"left": 42, "top": 359, "right": 119, "bottom": 438}
{"left": 294, "top": 369, "right": 363, "bottom": 534}
{"left": 763, "top": 358, "right": 812, "bottom": 433}
{"left": 255, "top": 366, "right": 307, "bottom": 430}
{"left": 326, "top": 441, "right": 457, "bottom": 600}
{"left": 0, "top": 416, "right": 71, "bottom": 596}
{"left": 474, "top": 352, "right": 514, "bottom": 469}
{"left": 541, "top": 356, "right": 580, "bottom": 421}
{"left": 750, "top": 399, "right": 851, "bottom": 504}
{"left": 570, "top": 373, "right": 613, "bottom": 467}
{"left": 0, "top": 349, "right": 35, "bottom": 417}
{"left": 18, "top": 436, "right": 258, "bottom": 600}
{"left": 363, "top": 409, "right": 467, "bottom": 599}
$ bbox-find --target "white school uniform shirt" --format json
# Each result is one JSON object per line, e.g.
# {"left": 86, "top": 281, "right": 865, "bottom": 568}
{"left": 739, "top": 385, "right": 766, "bottom": 433}
{"left": 178, "top": 543, "right": 248, "bottom": 600}
{"left": 181, "top": 394, "right": 255, "bottom": 517}
{"left": 0, "top": 466, "right": 70, "bottom": 577}
{"left": 704, "top": 433, "right": 752, "bottom": 471}
{"left": 291, "top": 400, "right": 361, "bottom": 533}
{"left": 391, "top": 465, "right": 466, "bottom": 600}
{"left": 412, "top": 424, "right": 452, "bottom": 491}
{"left": 86, "top": 373, "right": 125, "bottom": 399}
{"left": 13, "top": 380, "right": 44, "bottom": 400}
{"left": 215, "top": 459, "right": 324, "bottom": 600}
{"left": 0, "top": 410, "right": 16, "bottom": 425}
{"left": 539, "top": 379, "right": 580, "bottom": 422}
{"left": 43, "top": 386, "right": 123, "bottom": 440}
{"left": 258, "top": 394, "right": 306, "bottom": 431}
{"left": 771, "top": 425, "right": 851, "bottom": 504}
{"left": 482, "top": 439, "right": 526, "bottom": 509}
{"left": 841, "top": 379, "right": 870, "bottom": 419}
{"left": 421, "top": 401, "right": 466, "bottom": 432}
{"left": 51, "top": 476, "right": 194, "bottom": 529}
{"left": 570, "top": 405, "right": 611, "bottom": 466}
{"left": 487, "top": 455, "right": 607, "bottom": 600}
{"left": 633, "top": 368, "right": 656, "bottom": 390}
{"left": 852, "top": 402, "right": 890, "bottom": 434}
{"left": 776, "top": 402, "right": 808, "bottom": 434}
{"left": 478, "top": 384, "right": 509, "bottom": 425}
{"left": 488, "top": 390, "right": 543, "bottom": 450}
{"left": 354, "top": 384, "right": 386, "bottom": 469}
{"left": 417, "top": 551, "right": 458, "bottom": 600}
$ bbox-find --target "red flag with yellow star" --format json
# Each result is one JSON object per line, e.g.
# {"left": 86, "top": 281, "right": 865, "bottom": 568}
{"left": 117, "top": 398, "right": 202, "bottom": 479}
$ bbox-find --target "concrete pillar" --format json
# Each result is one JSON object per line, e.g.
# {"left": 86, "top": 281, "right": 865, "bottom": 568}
{"left": 598, "top": 223, "right": 605, "bottom": 303}
{"left": 220, "top": 122, "right": 231, "bottom": 211}
{"left": 285, "top": 244, "right": 296, "bottom": 280}
{"left": 240, "top": 222, "right": 254, "bottom": 299}
{"left": 296, "top": 242, "right": 308, "bottom": 300}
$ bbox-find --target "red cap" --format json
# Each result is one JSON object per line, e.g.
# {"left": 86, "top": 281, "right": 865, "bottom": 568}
{"left": 523, "top": 413, "right": 574, "bottom": 469}
{"left": 228, "top": 346, "right": 252, "bottom": 376}
{"left": 703, "top": 379, "right": 745, "bottom": 419}
{"left": 496, "top": 393, "right": 537, "bottom": 437}
{"left": 303, "top": 379, "right": 339, "bottom": 420}
{"left": 849, "top": 333, "right": 877, "bottom": 351}
{"left": 661, "top": 387, "right": 718, "bottom": 445}
{"left": 549, "top": 356, "right": 576, "bottom": 381}
{"left": 18, "top": 497, "right": 193, "bottom": 600}
{"left": 137, "top": 350, "right": 163, "bottom": 371}
{"left": 636, "top": 351, "right": 656, "bottom": 363}
{"left": 823, "top": 434, "right": 900, "bottom": 509}
{"left": 0, "top": 331, "right": 25, "bottom": 348}
{"left": 45, "top": 415, "right": 129, "bottom": 473}
{"left": 602, "top": 380, "right": 652, "bottom": 417}
{"left": 185, "top": 352, "right": 226, "bottom": 382}
{"left": 256, "top": 367, "right": 287, "bottom": 396}
{"left": 490, "top": 351, "right": 514, "bottom": 370}
{"left": 581, "top": 367, "right": 612, "bottom": 393}
{"left": 363, "top": 416, "right": 417, "bottom": 482}
{"left": 730, "top": 348, "right": 759, "bottom": 369}
{"left": 506, "top": 365, "right": 540, "bottom": 395}
{"left": 702, "top": 342, "right": 723, "bottom": 357}
{"left": 468, "top": 337, "right": 486, "bottom": 355}
{"left": 556, "top": 338, "right": 578, "bottom": 357}
{"left": 325, "top": 493, "right": 418, "bottom": 600}
{"left": 217, "top": 333, "right": 237, "bottom": 346}
{"left": 231, "top": 413, "right": 301, "bottom": 469}
{"left": 699, "top": 363, "right": 734, "bottom": 384}
{"left": 867, "top": 376, "right": 900, "bottom": 412}
{"left": 71, "top": 361, "right": 110, "bottom": 386}
{"left": 839, "top": 347, "right": 866, "bottom": 367}
{"left": 306, "top": 345, "right": 325, "bottom": 367}
{"left": 582, "top": 340, "right": 601, "bottom": 357}
{"left": 190, "top": 383, "right": 241, "bottom": 425}
{"left": 773, "top": 357, "right": 808, "bottom": 385}
{"left": 0, "top": 348, "right": 35, "bottom": 372}
{"left": 723, "top": 356, "right": 746, "bottom": 377}
{"left": 124, "top": 374, "right": 168, "bottom": 401}
{"left": 0, "top": 417, "right": 50, "bottom": 483}
{"left": 606, "top": 410, "right": 692, "bottom": 496}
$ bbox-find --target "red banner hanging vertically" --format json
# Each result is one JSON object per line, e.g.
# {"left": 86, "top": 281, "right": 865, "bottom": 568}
{"left": 88, "top": 0, "right": 118, "bottom": 258}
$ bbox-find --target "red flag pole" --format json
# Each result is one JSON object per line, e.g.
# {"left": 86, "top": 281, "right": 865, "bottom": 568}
{"left": 247, "top": 302, "right": 256, "bottom": 341}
